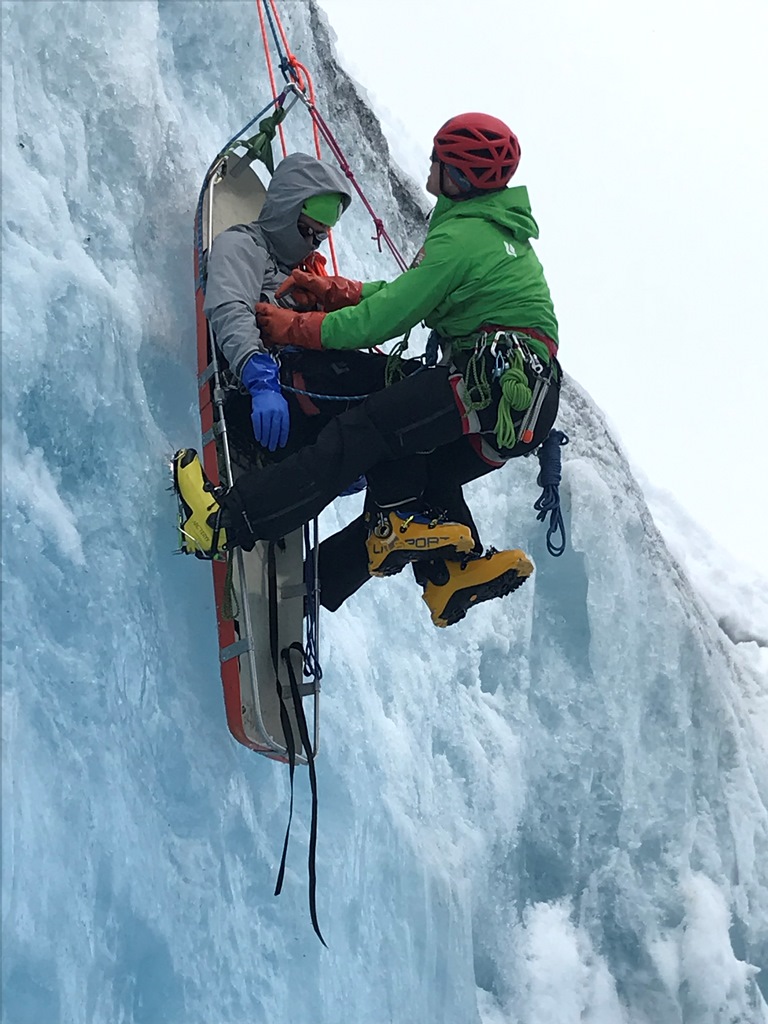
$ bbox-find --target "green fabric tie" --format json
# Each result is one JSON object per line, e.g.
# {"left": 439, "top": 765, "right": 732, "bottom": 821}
{"left": 494, "top": 349, "right": 532, "bottom": 448}
{"left": 230, "top": 107, "right": 288, "bottom": 174}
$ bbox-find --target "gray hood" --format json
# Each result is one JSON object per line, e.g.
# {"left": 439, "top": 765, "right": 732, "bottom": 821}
{"left": 257, "top": 152, "right": 352, "bottom": 269}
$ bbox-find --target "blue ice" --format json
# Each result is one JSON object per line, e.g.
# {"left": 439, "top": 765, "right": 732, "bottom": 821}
{"left": 2, "top": 3, "right": 767, "bottom": 1022}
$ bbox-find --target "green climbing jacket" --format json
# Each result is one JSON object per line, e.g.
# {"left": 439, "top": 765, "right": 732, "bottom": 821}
{"left": 320, "top": 186, "right": 559, "bottom": 358}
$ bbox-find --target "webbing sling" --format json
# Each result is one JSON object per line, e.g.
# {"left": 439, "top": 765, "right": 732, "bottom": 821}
{"left": 282, "top": 641, "right": 325, "bottom": 946}
{"left": 268, "top": 542, "right": 326, "bottom": 946}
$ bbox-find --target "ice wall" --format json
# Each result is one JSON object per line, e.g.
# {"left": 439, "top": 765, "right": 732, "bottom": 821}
{"left": 2, "top": 2, "right": 767, "bottom": 1022}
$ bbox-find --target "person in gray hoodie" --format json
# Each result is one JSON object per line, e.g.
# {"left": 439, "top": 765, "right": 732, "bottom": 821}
{"left": 203, "top": 151, "right": 371, "bottom": 456}
{"left": 202, "top": 151, "right": 409, "bottom": 605}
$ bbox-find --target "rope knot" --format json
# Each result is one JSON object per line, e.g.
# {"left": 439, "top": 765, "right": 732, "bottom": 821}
{"left": 499, "top": 361, "right": 532, "bottom": 411}
{"left": 371, "top": 217, "right": 385, "bottom": 249}
{"left": 494, "top": 350, "right": 532, "bottom": 448}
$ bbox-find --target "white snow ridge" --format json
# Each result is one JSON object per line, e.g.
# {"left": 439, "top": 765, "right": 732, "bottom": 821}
{"left": 2, "top": 2, "right": 767, "bottom": 1023}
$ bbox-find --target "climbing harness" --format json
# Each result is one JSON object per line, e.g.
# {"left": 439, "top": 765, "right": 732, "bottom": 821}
{"left": 472, "top": 329, "right": 558, "bottom": 450}
{"left": 380, "top": 328, "right": 569, "bottom": 554}
{"left": 423, "top": 327, "right": 558, "bottom": 451}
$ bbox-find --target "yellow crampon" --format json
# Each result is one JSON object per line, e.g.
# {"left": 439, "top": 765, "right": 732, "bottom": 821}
{"left": 172, "top": 448, "right": 227, "bottom": 560}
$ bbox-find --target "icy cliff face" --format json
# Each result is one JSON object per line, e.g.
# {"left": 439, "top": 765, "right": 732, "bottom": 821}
{"left": 2, "top": 2, "right": 767, "bottom": 1022}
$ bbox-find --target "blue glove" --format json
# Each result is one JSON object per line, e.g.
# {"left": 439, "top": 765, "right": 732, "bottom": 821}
{"left": 240, "top": 353, "right": 290, "bottom": 452}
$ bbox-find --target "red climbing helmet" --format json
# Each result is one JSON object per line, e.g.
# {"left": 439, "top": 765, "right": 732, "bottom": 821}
{"left": 432, "top": 113, "right": 521, "bottom": 191}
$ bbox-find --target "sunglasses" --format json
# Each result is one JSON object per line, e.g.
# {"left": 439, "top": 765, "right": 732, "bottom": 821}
{"left": 297, "top": 218, "right": 329, "bottom": 247}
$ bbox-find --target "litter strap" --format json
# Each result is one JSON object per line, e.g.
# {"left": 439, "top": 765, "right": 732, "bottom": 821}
{"left": 269, "top": 542, "right": 298, "bottom": 899}
{"left": 302, "top": 521, "right": 323, "bottom": 682}
{"left": 269, "top": 543, "right": 326, "bottom": 947}
{"left": 282, "top": 642, "right": 326, "bottom": 947}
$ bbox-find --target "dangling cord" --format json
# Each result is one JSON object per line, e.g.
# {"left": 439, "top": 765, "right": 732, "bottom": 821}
{"left": 494, "top": 349, "right": 532, "bottom": 449}
{"left": 534, "top": 430, "right": 569, "bottom": 556}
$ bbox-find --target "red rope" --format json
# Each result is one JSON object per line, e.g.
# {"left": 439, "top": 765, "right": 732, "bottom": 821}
{"left": 255, "top": 0, "right": 408, "bottom": 275}
{"left": 256, "top": 0, "right": 288, "bottom": 158}
{"left": 302, "top": 102, "right": 409, "bottom": 273}
{"left": 258, "top": 1, "right": 340, "bottom": 272}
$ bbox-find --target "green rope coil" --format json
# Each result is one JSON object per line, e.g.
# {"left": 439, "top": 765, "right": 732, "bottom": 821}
{"left": 494, "top": 349, "right": 532, "bottom": 448}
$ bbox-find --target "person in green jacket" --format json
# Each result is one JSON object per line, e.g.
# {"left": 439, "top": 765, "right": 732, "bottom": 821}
{"left": 175, "top": 113, "right": 561, "bottom": 627}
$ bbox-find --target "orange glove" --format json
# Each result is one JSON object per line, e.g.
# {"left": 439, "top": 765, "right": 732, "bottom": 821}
{"left": 276, "top": 281, "right": 319, "bottom": 311}
{"left": 275, "top": 268, "right": 363, "bottom": 312}
{"left": 255, "top": 304, "right": 325, "bottom": 350}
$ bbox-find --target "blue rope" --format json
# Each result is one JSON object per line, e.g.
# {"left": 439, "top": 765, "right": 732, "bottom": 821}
{"left": 534, "top": 429, "right": 569, "bottom": 557}
{"left": 260, "top": 0, "right": 295, "bottom": 82}
{"left": 283, "top": 384, "right": 374, "bottom": 402}
{"left": 282, "top": 352, "right": 432, "bottom": 406}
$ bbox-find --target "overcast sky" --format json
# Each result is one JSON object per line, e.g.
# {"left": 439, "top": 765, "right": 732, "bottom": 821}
{"left": 317, "top": 0, "right": 768, "bottom": 575}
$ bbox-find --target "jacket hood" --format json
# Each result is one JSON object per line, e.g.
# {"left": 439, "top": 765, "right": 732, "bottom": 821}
{"left": 430, "top": 186, "right": 540, "bottom": 242}
{"left": 257, "top": 152, "right": 352, "bottom": 269}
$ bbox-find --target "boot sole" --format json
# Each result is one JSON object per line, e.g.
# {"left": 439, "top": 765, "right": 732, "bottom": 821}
{"left": 433, "top": 565, "right": 531, "bottom": 627}
{"left": 172, "top": 449, "right": 196, "bottom": 518}
{"left": 172, "top": 448, "right": 225, "bottom": 558}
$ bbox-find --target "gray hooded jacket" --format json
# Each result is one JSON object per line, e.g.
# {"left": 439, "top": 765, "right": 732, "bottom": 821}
{"left": 203, "top": 152, "right": 352, "bottom": 377}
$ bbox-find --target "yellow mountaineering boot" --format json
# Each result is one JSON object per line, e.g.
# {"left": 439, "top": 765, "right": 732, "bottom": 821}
{"left": 419, "top": 548, "right": 534, "bottom": 627}
{"left": 366, "top": 509, "right": 475, "bottom": 577}
{"left": 172, "top": 448, "right": 227, "bottom": 559}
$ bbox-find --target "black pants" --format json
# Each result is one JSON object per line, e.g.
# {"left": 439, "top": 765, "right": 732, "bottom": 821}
{"left": 317, "top": 436, "right": 503, "bottom": 610}
{"left": 221, "top": 348, "right": 560, "bottom": 610}
{"left": 223, "top": 349, "right": 403, "bottom": 467}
